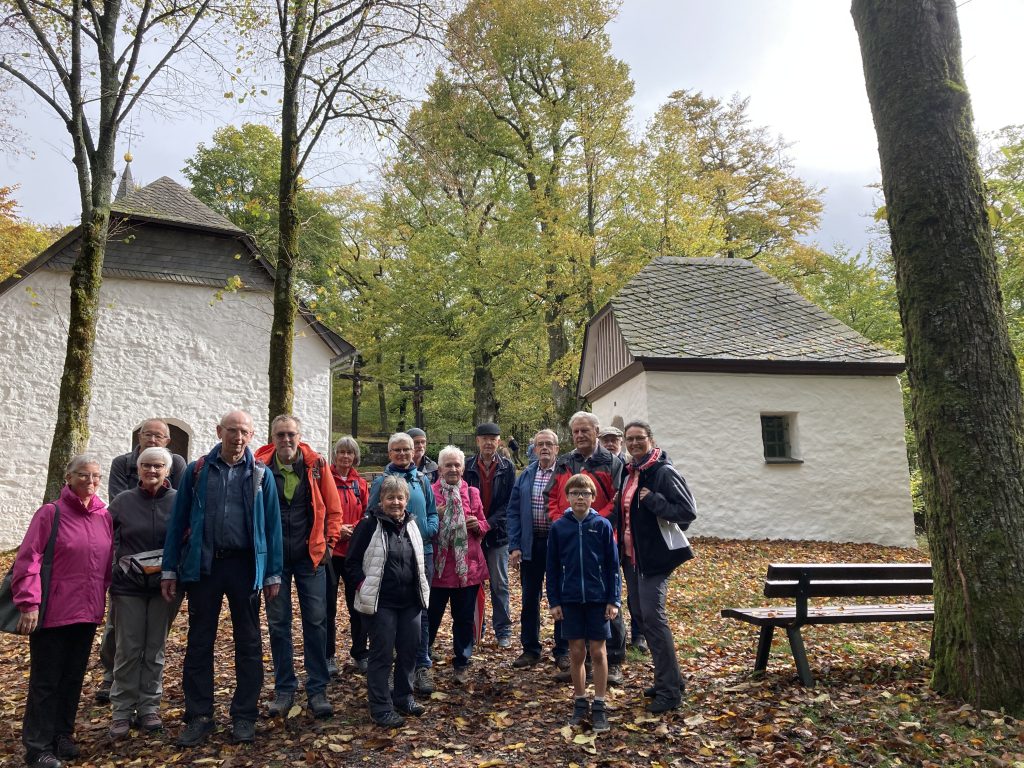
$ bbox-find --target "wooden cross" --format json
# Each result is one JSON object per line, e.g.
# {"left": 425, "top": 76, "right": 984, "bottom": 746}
{"left": 336, "top": 356, "right": 371, "bottom": 437}
{"left": 400, "top": 373, "right": 433, "bottom": 430}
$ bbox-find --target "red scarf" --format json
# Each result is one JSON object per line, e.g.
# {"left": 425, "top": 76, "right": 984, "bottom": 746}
{"left": 621, "top": 448, "right": 662, "bottom": 563}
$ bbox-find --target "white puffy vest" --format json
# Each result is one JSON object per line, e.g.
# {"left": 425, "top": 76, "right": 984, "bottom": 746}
{"left": 354, "top": 516, "right": 430, "bottom": 615}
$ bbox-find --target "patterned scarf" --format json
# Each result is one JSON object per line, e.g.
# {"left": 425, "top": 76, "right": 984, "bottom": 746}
{"left": 622, "top": 447, "right": 662, "bottom": 562}
{"left": 435, "top": 479, "right": 470, "bottom": 587}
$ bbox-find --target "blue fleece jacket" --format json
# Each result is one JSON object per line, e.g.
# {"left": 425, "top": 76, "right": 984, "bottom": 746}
{"left": 545, "top": 507, "right": 621, "bottom": 608}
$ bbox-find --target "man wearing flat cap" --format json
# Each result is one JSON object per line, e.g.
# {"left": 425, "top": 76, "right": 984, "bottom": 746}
{"left": 464, "top": 422, "right": 516, "bottom": 648}
{"left": 598, "top": 426, "right": 626, "bottom": 462}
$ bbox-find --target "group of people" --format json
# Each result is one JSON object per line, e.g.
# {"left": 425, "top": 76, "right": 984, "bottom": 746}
{"left": 8, "top": 409, "right": 696, "bottom": 767}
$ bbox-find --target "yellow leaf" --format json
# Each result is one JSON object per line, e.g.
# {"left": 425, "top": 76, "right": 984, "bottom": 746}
{"left": 327, "top": 744, "right": 345, "bottom": 753}
{"left": 418, "top": 749, "right": 445, "bottom": 757}
{"left": 573, "top": 733, "right": 596, "bottom": 745}
{"left": 477, "top": 761, "right": 506, "bottom": 768}
{"left": 287, "top": 704, "right": 303, "bottom": 718}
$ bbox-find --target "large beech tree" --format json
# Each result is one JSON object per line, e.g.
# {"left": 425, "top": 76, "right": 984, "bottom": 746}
{"left": 0, "top": 0, "right": 211, "bottom": 499}
{"left": 853, "top": 0, "right": 1024, "bottom": 712}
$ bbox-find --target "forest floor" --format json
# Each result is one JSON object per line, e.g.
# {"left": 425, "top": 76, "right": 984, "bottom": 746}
{"left": 0, "top": 537, "right": 1019, "bottom": 768}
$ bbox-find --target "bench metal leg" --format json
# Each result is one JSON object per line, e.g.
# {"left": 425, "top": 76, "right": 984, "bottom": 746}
{"left": 786, "top": 625, "right": 815, "bottom": 687}
{"left": 753, "top": 625, "right": 774, "bottom": 674}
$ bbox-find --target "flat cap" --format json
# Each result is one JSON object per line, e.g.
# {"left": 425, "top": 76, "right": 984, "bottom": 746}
{"left": 475, "top": 422, "right": 501, "bottom": 436}
{"left": 598, "top": 426, "right": 623, "bottom": 438}
{"left": 406, "top": 428, "right": 426, "bottom": 439}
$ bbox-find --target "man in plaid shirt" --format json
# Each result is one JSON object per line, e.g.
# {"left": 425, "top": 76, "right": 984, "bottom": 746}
{"left": 507, "top": 429, "right": 566, "bottom": 669}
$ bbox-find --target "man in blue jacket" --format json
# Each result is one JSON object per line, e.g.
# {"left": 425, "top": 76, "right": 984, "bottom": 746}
{"left": 464, "top": 422, "right": 516, "bottom": 648}
{"left": 161, "top": 410, "right": 283, "bottom": 748}
{"left": 508, "top": 429, "right": 566, "bottom": 668}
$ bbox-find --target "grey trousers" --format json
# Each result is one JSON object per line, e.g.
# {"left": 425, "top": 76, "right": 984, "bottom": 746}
{"left": 110, "top": 592, "right": 181, "bottom": 719}
{"left": 624, "top": 563, "right": 683, "bottom": 702}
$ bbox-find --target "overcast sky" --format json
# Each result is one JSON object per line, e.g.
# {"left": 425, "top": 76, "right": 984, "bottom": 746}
{"left": 4, "top": 0, "right": 1021, "bottom": 254}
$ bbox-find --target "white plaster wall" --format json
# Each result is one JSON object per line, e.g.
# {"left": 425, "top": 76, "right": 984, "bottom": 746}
{"left": 593, "top": 370, "right": 915, "bottom": 546}
{"left": 591, "top": 371, "right": 650, "bottom": 433}
{"left": 0, "top": 271, "right": 334, "bottom": 547}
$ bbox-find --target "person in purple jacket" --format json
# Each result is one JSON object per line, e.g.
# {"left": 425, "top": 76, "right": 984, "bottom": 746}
{"left": 12, "top": 454, "right": 113, "bottom": 768}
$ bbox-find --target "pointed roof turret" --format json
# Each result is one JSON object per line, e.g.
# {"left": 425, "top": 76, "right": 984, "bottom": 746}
{"left": 115, "top": 152, "right": 137, "bottom": 201}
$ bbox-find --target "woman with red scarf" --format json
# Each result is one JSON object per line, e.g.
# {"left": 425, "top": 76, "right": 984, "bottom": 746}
{"left": 616, "top": 420, "right": 696, "bottom": 715}
{"left": 327, "top": 436, "right": 369, "bottom": 674}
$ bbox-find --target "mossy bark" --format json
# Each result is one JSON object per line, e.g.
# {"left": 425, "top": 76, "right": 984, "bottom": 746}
{"left": 853, "top": 0, "right": 1024, "bottom": 713}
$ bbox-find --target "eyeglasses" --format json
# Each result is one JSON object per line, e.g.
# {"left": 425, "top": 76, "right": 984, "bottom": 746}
{"left": 273, "top": 431, "right": 299, "bottom": 439}
{"left": 140, "top": 463, "right": 166, "bottom": 471}
{"left": 624, "top": 436, "right": 650, "bottom": 443}
{"left": 535, "top": 441, "right": 557, "bottom": 448}
{"left": 567, "top": 490, "right": 594, "bottom": 498}
{"left": 140, "top": 431, "right": 169, "bottom": 440}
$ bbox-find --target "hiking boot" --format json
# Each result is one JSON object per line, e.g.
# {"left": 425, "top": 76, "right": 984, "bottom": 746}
{"left": 231, "top": 718, "right": 255, "bottom": 744}
{"left": 27, "top": 751, "right": 62, "bottom": 768}
{"left": 644, "top": 681, "right": 686, "bottom": 698}
{"left": 396, "top": 699, "right": 425, "bottom": 717}
{"left": 108, "top": 719, "right": 131, "bottom": 740}
{"left": 630, "top": 636, "right": 650, "bottom": 655}
{"left": 176, "top": 716, "right": 215, "bottom": 747}
{"left": 453, "top": 666, "right": 470, "bottom": 685}
{"left": 326, "top": 656, "right": 339, "bottom": 678}
{"left": 607, "top": 664, "right": 624, "bottom": 687}
{"left": 591, "top": 699, "right": 610, "bottom": 732}
{"left": 137, "top": 712, "right": 162, "bottom": 732}
{"left": 355, "top": 657, "right": 368, "bottom": 674}
{"left": 308, "top": 692, "right": 333, "bottom": 719}
{"left": 94, "top": 679, "right": 112, "bottom": 704}
{"left": 497, "top": 636, "right": 512, "bottom": 648}
{"left": 372, "top": 710, "right": 405, "bottom": 728}
{"left": 512, "top": 652, "right": 541, "bottom": 669}
{"left": 54, "top": 736, "right": 79, "bottom": 759}
{"left": 268, "top": 691, "right": 295, "bottom": 717}
{"left": 647, "top": 695, "right": 681, "bottom": 714}
{"left": 568, "top": 697, "right": 590, "bottom": 726}
{"left": 555, "top": 655, "right": 570, "bottom": 671}
{"left": 414, "top": 667, "right": 435, "bottom": 694}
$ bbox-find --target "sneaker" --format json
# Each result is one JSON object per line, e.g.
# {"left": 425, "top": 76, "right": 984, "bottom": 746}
{"left": 94, "top": 679, "right": 112, "bottom": 704}
{"left": 372, "top": 710, "right": 405, "bottom": 728}
{"left": 452, "top": 666, "right": 470, "bottom": 685}
{"left": 54, "top": 736, "right": 79, "bottom": 759}
{"left": 308, "top": 692, "right": 333, "bottom": 719}
{"left": 568, "top": 697, "right": 590, "bottom": 726}
{"left": 497, "top": 636, "right": 512, "bottom": 648}
{"left": 555, "top": 655, "right": 571, "bottom": 671}
{"left": 108, "top": 719, "right": 131, "bottom": 740}
{"left": 327, "top": 656, "right": 339, "bottom": 678}
{"left": 647, "top": 695, "right": 681, "bottom": 714}
{"left": 512, "top": 652, "right": 541, "bottom": 668}
{"left": 27, "top": 751, "right": 62, "bottom": 768}
{"left": 268, "top": 691, "right": 295, "bottom": 717}
{"left": 591, "top": 700, "right": 610, "bottom": 732}
{"left": 231, "top": 718, "right": 255, "bottom": 744}
{"left": 607, "top": 664, "right": 624, "bottom": 687}
{"left": 414, "top": 667, "right": 435, "bottom": 695}
{"left": 396, "top": 699, "right": 425, "bottom": 717}
{"left": 176, "top": 716, "right": 215, "bottom": 747}
{"left": 138, "top": 712, "right": 162, "bottom": 732}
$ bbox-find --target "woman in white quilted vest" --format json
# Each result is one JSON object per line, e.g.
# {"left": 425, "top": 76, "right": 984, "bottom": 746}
{"left": 346, "top": 475, "right": 430, "bottom": 728}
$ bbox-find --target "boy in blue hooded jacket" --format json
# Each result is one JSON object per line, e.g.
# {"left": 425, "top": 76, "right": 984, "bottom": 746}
{"left": 546, "top": 473, "right": 621, "bottom": 732}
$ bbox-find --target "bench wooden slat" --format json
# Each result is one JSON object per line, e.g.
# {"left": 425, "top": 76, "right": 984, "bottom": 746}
{"left": 721, "top": 602, "right": 934, "bottom": 627}
{"left": 766, "top": 563, "right": 932, "bottom": 581}
{"left": 764, "top": 578, "right": 934, "bottom": 599}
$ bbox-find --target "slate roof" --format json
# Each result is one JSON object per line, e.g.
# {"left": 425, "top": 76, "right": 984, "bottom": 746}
{"left": 111, "top": 175, "right": 243, "bottom": 234}
{"left": 611, "top": 257, "right": 902, "bottom": 364}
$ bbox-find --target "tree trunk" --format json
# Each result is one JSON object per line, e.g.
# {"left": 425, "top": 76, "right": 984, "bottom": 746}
{"left": 44, "top": 209, "right": 109, "bottom": 499}
{"left": 473, "top": 350, "right": 500, "bottom": 424}
{"left": 269, "top": 25, "right": 304, "bottom": 433}
{"left": 853, "top": 0, "right": 1024, "bottom": 713}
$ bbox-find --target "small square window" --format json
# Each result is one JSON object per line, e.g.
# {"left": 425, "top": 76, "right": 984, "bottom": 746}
{"left": 761, "top": 414, "right": 801, "bottom": 463}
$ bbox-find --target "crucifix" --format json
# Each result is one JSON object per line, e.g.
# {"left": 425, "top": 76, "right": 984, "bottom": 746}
{"left": 400, "top": 373, "right": 433, "bottom": 430}
{"left": 336, "top": 356, "right": 371, "bottom": 438}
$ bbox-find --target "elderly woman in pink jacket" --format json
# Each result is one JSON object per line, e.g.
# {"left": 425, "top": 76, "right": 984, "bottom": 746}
{"left": 428, "top": 445, "right": 490, "bottom": 686}
{"left": 12, "top": 454, "right": 113, "bottom": 768}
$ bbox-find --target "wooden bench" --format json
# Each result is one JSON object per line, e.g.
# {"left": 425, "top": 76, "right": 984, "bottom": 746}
{"left": 721, "top": 563, "right": 933, "bottom": 686}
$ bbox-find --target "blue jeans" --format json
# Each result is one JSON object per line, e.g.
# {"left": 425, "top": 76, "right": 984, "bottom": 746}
{"left": 265, "top": 559, "right": 330, "bottom": 697}
{"left": 417, "top": 551, "right": 434, "bottom": 669}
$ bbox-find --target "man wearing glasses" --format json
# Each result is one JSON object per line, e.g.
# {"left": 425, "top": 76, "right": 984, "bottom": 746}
{"left": 96, "top": 418, "right": 187, "bottom": 704}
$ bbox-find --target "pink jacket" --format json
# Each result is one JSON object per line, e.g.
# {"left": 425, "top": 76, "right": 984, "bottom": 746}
{"left": 12, "top": 484, "right": 113, "bottom": 628}
{"left": 431, "top": 479, "right": 490, "bottom": 588}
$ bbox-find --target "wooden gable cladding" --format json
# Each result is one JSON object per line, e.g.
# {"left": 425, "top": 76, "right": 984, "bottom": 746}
{"left": 579, "top": 305, "right": 634, "bottom": 395}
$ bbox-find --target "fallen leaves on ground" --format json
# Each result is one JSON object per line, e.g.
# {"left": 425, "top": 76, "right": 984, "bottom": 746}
{"left": 0, "top": 537, "right": 1018, "bottom": 767}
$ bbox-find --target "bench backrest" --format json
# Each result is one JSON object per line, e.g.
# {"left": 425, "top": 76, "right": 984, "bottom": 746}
{"left": 764, "top": 562, "right": 933, "bottom": 600}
